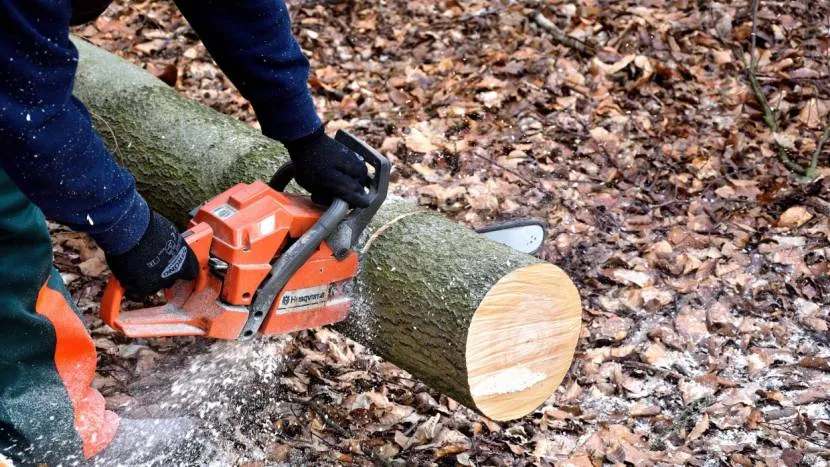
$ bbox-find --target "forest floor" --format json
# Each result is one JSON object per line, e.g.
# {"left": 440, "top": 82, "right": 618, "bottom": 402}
{"left": 59, "top": 0, "right": 830, "bottom": 465}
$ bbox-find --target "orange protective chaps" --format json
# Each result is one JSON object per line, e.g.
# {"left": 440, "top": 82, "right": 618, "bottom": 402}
{"left": 0, "top": 168, "right": 118, "bottom": 464}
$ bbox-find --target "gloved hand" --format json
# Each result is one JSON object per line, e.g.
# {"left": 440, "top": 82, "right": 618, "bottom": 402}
{"left": 106, "top": 211, "right": 199, "bottom": 301}
{"left": 282, "top": 126, "right": 372, "bottom": 208}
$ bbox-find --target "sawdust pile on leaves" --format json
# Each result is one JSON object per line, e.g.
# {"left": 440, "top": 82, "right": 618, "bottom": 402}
{"left": 57, "top": 0, "right": 830, "bottom": 464}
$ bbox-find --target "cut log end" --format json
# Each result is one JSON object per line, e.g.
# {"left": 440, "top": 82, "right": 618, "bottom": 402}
{"left": 465, "top": 263, "right": 582, "bottom": 421}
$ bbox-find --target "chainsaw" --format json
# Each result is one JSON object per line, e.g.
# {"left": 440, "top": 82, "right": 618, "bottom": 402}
{"left": 100, "top": 130, "right": 390, "bottom": 341}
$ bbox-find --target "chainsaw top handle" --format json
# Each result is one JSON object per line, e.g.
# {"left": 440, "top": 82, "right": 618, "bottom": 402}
{"left": 269, "top": 129, "right": 391, "bottom": 258}
{"left": 235, "top": 131, "right": 390, "bottom": 339}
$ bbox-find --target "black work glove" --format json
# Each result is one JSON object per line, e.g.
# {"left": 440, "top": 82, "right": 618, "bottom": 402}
{"left": 282, "top": 126, "right": 372, "bottom": 208}
{"left": 106, "top": 211, "right": 199, "bottom": 301}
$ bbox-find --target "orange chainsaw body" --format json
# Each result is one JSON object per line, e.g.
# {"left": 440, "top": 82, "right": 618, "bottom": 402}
{"left": 100, "top": 181, "right": 358, "bottom": 339}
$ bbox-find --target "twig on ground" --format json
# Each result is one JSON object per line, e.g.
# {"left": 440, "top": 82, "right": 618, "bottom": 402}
{"left": 309, "top": 400, "right": 352, "bottom": 437}
{"left": 530, "top": 11, "right": 597, "bottom": 56}
{"left": 810, "top": 122, "right": 830, "bottom": 173}
{"left": 467, "top": 150, "right": 553, "bottom": 196}
{"left": 743, "top": 0, "right": 827, "bottom": 177}
{"left": 621, "top": 361, "right": 685, "bottom": 380}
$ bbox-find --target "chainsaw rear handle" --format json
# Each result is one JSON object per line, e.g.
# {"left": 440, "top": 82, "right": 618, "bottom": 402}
{"left": 269, "top": 130, "right": 391, "bottom": 259}
{"left": 99, "top": 222, "right": 214, "bottom": 337}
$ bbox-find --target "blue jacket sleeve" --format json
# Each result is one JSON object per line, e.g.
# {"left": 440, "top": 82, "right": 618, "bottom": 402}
{"left": 0, "top": 0, "right": 150, "bottom": 255}
{"left": 173, "top": 0, "right": 322, "bottom": 141}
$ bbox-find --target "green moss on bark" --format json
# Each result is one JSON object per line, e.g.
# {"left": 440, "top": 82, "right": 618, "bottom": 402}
{"left": 72, "top": 37, "right": 287, "bottom": 227}
{"left": 341, "top": 200, "right": 541, "bottom": 408}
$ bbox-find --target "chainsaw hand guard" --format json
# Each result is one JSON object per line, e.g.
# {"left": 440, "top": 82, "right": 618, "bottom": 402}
{"left": 100, "top": 223, "right": 221, "bottom": 338}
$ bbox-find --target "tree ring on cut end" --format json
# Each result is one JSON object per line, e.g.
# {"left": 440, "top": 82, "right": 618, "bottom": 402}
{"left": 465, "top": 263, "right": 582, "bottom": 421}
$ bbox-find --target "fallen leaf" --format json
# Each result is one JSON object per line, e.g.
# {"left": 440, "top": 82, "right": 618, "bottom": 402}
{"left": 432, "top": 429, "right": 471, "bottom": 459}
{"left": 629, "top": 402, "right": 661, "bottom": 417}
{"left": 798, "top": 98, "right": 825, "bottom": 129}
{"left": 679, "top": 379, "right": 716, "bottom": 405}
{"left": 777, "top": 206, "right": 813, "bottom": 229}
{"left": 405, "top": 127, "right": 438, "bottom": 153}
{"left": 687, "top": 413, "right": 710, "bottom": 442}
{"left": 373, "top": 443, "right": 400, "bottom": 461}
{"left": 642, "top": 342, "right": 671, "bottom": 368}
{"left": 798, "top": 356, "right": 830, "bottom": 371}
{"left": 611, "top": 269, "right": 653, "bottom": 287}
{"left": 78, "top": 256, "right": 108, "bottom": 276}
{"left": 476, "top": 90, "right": 503, "bottom": 108}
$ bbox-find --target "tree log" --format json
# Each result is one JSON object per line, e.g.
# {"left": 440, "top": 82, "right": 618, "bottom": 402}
{"left": 71, "top": 37, "right": 582, "bottom": 421}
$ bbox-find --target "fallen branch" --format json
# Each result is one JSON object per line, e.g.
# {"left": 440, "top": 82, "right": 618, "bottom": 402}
{"left": 810, "top": 121, "right": 830, "bottom": 174}
{"left": 530, "top": 11, "right": 597, "bottom": 56}
{"left": 744, "top": 0, "right": 827, "bottom": 178}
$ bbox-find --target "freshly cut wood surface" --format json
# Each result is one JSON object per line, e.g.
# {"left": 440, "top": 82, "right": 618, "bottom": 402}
{"left": 466, "top": 263, "right": 582, "bottom": 421}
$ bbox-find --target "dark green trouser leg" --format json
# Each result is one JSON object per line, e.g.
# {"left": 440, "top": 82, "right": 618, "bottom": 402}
{"left": 0, "top": 168, "right": 118, "bottom": 464}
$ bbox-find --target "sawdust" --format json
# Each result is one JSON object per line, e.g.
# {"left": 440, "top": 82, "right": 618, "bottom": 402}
{"left": 470, "top": 367, "right": 547, "bottom": 398}
{"left": 117, "top": 336, "right": 291, "bottom": 464}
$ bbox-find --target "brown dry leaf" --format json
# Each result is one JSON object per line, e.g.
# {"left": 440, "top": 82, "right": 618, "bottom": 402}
{"left": 798, "top": 356, "right": 830, "bottom": 371}
{"left": 642, "top": 342, "right": 671, "bottom": 367}
{"left": 593, "top": 315, "right": 631, "bottom": 342}
{"left": 375, "top": 403, "right": 417, "bottom": 430}
{"left": 408, "top": 414, "right": 442, "bottom": 448}
{"left": 798, "top": 98, "right": 827, "bottom": 129}
{"left": 590, "top": 54, "right": 636, "bottom": 75}
{"left": 675, "top": 307, "right": 708, "bottom": 345}
{"left": 393, "top": 431, "right": 410, "bottom": 449}
{"left": 777, "top": 206, "right": 813, "bottom": 229}
{"left": 715, "top": 180, "right": 761, "bottom": 201}
{"left": 564, "top": 451, "right": 593, "bottom": 467}
{"left": 679, "top": 380, "right": 716, "bottom": 405}
{"left": 629, "top": 402, "right": 660, "bottom": 417}
{"left": 60, "top": 232, "right": 104, "bottom": 261}
{"left": 480, "top": 417, "right": 501, "bottom": 433}
{"left": 380, "top": 136, "right": 401, "bottom": 153}
{"left": 373, "top": 443, "right": 400, "bottom": 461}
{"left": 687, "top": 413, "right": 710, "bottom": 442}
{"left": 411, "top": 163, "right": 439, "bottom": 182}
{"left": 404, "top": 127, "right": 438, "bottom": 153}
{"left": 801, "top": 317, "right": 828, "bottom": 332}
{"left": 78, "top": 256, "right": 108, "bottom": 276}
{"left": 134, "top": 39, "right": 166, "bottom": 54}
{"left": 590, "top": 127, "right": 622, "bottom": 155}
{"left": 610, "top": 269, "right": 653, "bottom": 287}
{"left": 476, "top": 90, "right": 503, "bottom": 108}
{"left": 431, "top": 429, "right": 471, "bottom": 459}
{"left": 344, "top": 391, "right": 391, "bottom": 411}
{"left": 456, "top": 452, "right": 474, "bottom": 466}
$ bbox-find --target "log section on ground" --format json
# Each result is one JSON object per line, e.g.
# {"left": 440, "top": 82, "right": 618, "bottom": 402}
{"left": 72, "top": 37, "right": 583, "bottom": 421}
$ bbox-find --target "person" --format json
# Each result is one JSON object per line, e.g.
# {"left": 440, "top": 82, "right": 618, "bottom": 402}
{"left": 0, "top": 0, "right": 371, "bottom": 463}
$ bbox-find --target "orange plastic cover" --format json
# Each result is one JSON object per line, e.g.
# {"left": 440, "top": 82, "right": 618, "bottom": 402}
{"left": 100, "top": 181, "right": 359, "bottom": 340}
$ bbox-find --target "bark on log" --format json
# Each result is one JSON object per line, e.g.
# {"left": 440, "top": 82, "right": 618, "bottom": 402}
{"left": 72, "top": 37, "right": 582, "bottom": 421}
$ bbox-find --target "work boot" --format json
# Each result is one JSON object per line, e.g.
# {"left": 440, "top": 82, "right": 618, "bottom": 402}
{"left": 91, "top": 417, "right": 213, "bottom": 466}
